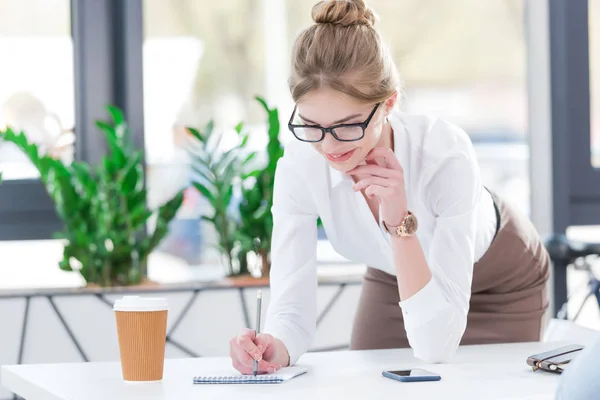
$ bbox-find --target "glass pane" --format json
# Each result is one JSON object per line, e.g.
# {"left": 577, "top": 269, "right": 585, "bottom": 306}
{"left": 143, "top": 0, "right": 266, "bottom": 267}
{"left": 0, "top": 0, "right": 75, "bottom": 180}
{"left": 287, "top": 0, "right": 529, "bottom": 215}
{"left": 591, "top": 0, "right": 600, "bottom": 167}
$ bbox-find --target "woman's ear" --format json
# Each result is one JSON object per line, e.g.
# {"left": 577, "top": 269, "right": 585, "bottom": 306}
{"left": 384, "top": 92, "right": 398, "bottom": 116}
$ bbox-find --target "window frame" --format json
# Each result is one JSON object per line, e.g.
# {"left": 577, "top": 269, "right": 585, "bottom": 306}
{"left": 0, "top": 0, "right": 145, "bottom": 240}
{"left": 549, "top": 0, "right": 598, "bottom": 227}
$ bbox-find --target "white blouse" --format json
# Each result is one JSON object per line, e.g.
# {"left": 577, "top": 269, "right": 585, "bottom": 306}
{"left": 264, "top": 110, "right": 498, "bottom": 364}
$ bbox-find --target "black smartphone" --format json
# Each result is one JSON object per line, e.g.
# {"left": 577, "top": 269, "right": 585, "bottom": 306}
{"left": 382, "top": 369, "right": 441, "bottom": 382}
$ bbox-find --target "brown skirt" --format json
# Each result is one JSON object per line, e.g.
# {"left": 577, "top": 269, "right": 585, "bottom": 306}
{"left": 350, "top": 192, "right": 550, "bottom": 350}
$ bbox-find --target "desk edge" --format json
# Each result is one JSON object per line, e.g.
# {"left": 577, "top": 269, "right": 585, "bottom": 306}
{"left": 2, "top": 365, "right": 64, "bottom": 400}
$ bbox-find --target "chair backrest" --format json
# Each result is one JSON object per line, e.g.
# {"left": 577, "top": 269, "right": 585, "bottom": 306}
{"left": 544, "top": 318, "right": 599, "bottom": 344}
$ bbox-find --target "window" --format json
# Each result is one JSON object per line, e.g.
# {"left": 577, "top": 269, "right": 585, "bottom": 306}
{"left": 142, "top": 0, "right": 529, "bottom": 269}
{"left": 287, "top": 0, "right": 529, "bottom": 215}
{"left": 143, "top": 0, "right": 266, "bottom": 265}
{"left": 591, "top": 0, "right": 600, "bottom": 167}
{"left": 0, "top": 0, "right": 75, "bottom": 180}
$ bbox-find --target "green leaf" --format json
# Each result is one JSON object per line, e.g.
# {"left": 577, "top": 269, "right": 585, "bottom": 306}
{"left": 234, "top": 122, "right": 244, "bottom": 135}
{"left": 221, "top": 162, "right": 239, "bottom": 189}
{"left": 267, "top": 109, "right": 280, "bottom": 141}
{"left": 224, "top": 184, "right": 234, "bottom": 207}
{"left": 142, "top": 190, "right": 184, "bottom": 260}
{"left": 241, "top": 169, "right": 262, "bottom": 180}
{"left": 193, "top": 182, "right": 217, "bottom": 204}
{"left": 191, "top": 165, "right": 216, "bottom": 185}
{"left": 255, "top": 96, "right": 269, "bottom": 112}
{"left": 209, "top": 130, "right": 225, "bottom": 156}
{"left": 189, "top": 148, "right": 211, "bottom": 166}
{"left": 186, "top": 127, "right": 205, "bottom": 143}
{"left": 122, "top": 160, "right": 143, "bottom": 192}
{"left": 205, "top": 120, "right": 215, "bottom": 137}
{"left": 240, "top": 134, "right": 250, "bottom": 148}
{"left": 130, "top": 206, "right": 153, "bottom": 227}
{"left": 234, "top": 231, "right": 255, "bottom": 251}
{"left": 246, "top": 199, "right": 269, "bottom": 220}
{"left": 242, "top": 152, "right": 257, "bottom": 166}
{"left": 214, "top": 147, "right": 239, "bottom": 174}
{"left": 96, "top": 120, "right": 115, "bottom": 140}
{"left": 127, "top": 189, "right": 147, "bottom": 212}
{"left": 59, "top": 258, "right": 73, "bottom": 272}
{"left": 115, "top": 123, "right": 132, "bottom": 145}
{"left": 117, "top": 152, "right": 142, "bottom": 185}
{"left": 201, "top": 215, "right": 215, "bottom": 223}
{"left": 107, "top": 105, "right": 125, "bottom": 126}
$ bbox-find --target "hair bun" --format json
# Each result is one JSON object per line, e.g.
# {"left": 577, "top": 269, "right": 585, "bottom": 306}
{"left": 312, "top": 0, "right": 377, "bottom": 27}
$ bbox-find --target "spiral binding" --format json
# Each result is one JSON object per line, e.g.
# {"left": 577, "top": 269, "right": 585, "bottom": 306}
{"left": 193, "top": 375, "right": 284, "bottom": 384}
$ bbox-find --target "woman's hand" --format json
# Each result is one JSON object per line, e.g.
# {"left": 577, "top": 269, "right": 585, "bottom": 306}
{"left": 229, "top": 329, "right": 290, "bottom": 374}
{"left": 347, "top": 147, "right": 408, "bottom": 226}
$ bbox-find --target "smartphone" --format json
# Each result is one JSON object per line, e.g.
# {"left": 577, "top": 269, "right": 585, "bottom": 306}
{"left": 382, "top": 369, "right": 441, "bottom": 382}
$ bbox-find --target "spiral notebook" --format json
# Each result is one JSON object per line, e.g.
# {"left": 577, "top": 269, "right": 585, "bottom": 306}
{"left": 193, "top": 366, "right": 308, "bottom": 384}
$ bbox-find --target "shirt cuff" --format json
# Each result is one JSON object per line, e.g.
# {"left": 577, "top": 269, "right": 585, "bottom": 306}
{"left": 398, "top": 277, "right": 449, "bottom": 331}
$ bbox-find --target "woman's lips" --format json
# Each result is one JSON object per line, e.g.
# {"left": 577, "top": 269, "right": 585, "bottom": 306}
{"left": 325, "top": 148, "right": 356, "bottom": 162}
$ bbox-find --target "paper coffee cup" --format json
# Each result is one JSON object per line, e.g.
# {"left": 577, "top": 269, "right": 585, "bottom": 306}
{"left": 114, "top": 296, "right": 169, "bottom": 382}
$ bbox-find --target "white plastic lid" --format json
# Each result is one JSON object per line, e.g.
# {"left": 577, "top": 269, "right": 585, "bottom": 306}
{"left": 113, "top": 296, "right": 169, "bottom": 312}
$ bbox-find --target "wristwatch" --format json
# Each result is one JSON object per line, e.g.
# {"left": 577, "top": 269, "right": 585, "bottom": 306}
{"left": 382, "top": 211, "right": 418, "bottom": 238}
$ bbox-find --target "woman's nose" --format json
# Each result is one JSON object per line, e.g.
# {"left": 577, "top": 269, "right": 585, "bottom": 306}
{"left": 320, "top": 133, "right": 339, "bottom": 152}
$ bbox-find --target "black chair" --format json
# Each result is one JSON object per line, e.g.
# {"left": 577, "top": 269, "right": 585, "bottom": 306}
{"left": 545, "top": 234, "right": 600, "bottom": 320}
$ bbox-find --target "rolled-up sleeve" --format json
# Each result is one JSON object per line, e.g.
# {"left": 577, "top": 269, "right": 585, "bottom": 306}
{"left": 263, "top": 149, "right": 318, "bottom": 365}
{"left": 399, "top": 123, "right": 482, "bottom": 363}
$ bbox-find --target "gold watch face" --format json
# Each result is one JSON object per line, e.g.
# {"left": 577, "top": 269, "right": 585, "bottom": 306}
{"left": 404, "top": 213, "right": 418, "bottom": 235}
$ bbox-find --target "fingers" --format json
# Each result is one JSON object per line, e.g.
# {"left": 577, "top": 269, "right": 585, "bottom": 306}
{"left": 366, "top": 147, "right": 402, "bottom": 170}
{"left": 347, "top": 164, "right": 395, "bottom": 178}
{"left": 258, "top": 359, "right": 282, "bottom": 374}
{"left": 231, "top": 357, "right": 282, "bottom": 375}
{"left": 230, "top": 343, "right": 255, "bottom": 369}
{"left": 353, "top": 176, "right": 389, "bottom": 192}
{"left": 236, "top": 330, "right": 262, "bottom": 361}
{"left": 364, "top": 185, "right": 392, "bottom": 199}
{"left": 232, "top": 359, "right": 282, "bottom": 375}
{"left": 347, "top": 147, "right": 403, "bottom": 177}
{"left": 254, "top": 333, "right": 274, "bottom": 354}
{"left": 228, "top": 328, "right": 260, "bottom": 370}
{"left": 365, "top": 155, "right": 386, "bottom": 167}
{"left": 229, "top": 330, "right": 284, "bottom": 375}
{"left": 240, "top": 327, "right": 256, "bottom": 340}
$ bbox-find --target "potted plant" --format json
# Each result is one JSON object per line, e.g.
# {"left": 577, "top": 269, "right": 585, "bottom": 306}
{"left": 236, "top": 96, "right": 285, "bottom": 278}
{"left": 186, "top": 120, "right": 258, "bottom": 277}
{"left": 0, "top": 106, "right": 184, "bottom": 287}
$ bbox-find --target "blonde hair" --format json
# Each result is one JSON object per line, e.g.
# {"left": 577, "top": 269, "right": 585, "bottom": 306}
{"left": 289, "top": 0, "right": 401, "bottom": 104}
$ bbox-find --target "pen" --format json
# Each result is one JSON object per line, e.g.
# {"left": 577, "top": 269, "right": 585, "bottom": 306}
{"left": 253, "top": 290, "right": 262, "bottom": 376}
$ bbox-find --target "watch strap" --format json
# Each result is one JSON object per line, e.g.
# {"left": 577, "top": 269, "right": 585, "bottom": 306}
{"left": 383, "top": 211, "right": 415, "bottom": 237}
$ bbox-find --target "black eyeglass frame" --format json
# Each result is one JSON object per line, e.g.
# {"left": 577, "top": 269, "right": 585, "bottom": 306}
{"left": 287, "top": 102, "right": 382, "bottom": 142}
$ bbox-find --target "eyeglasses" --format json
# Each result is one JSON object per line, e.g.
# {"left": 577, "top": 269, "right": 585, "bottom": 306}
{"left": 288, "top": 103, "right": 381, "bottom": 143}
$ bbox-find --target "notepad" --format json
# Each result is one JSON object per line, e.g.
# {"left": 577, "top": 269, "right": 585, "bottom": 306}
{"left": 193, "top": 366, "right": 308, "bottom": 384}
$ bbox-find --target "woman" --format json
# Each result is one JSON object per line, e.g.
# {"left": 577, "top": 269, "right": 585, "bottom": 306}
{"left": 229, "top": 0, "right": 549, "bottom": 374}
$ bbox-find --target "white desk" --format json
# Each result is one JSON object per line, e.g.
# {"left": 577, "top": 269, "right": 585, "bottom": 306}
{"left": 2, "top": 342, "right": 563, "bottom": 400}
